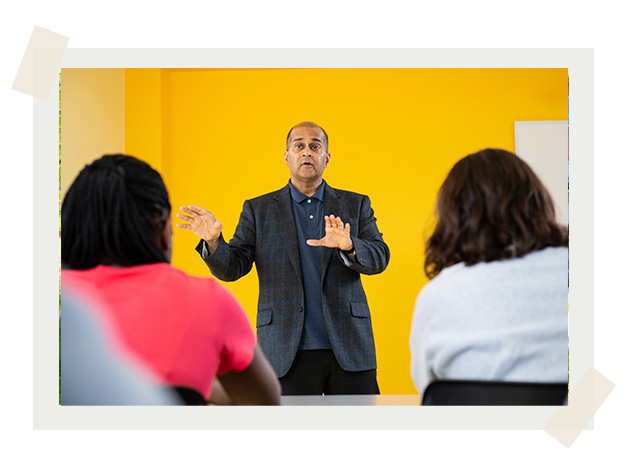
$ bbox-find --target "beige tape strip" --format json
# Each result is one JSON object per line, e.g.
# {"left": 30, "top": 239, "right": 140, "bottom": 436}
{"left": 12, "top": 26, "right": 69, "bottom": 100}
{"left": 544, "top": 367, "right": 615, "bottom": 447}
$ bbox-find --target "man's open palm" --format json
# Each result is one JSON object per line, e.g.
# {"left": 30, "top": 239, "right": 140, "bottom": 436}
{"left": 176, "top": 205, "right": 223, "bottom": 243}
{"left": 306, "top": 215, "right": 353, "bottom": 250}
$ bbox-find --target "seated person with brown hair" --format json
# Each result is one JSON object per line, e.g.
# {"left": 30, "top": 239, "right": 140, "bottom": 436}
{"left": 61, "top": 154, "right": 281, "bottom": 405}
{"left": 410, "top": 149, "right": 569, "bottom": 395}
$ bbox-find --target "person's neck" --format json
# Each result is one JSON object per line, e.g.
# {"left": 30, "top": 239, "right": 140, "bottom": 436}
{"left": 291, "top": 178, "right": 324, "bottom": 197}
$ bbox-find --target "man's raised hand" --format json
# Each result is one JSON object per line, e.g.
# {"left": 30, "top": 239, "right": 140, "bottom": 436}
{"left": 306, "top": 215, "right": 353, "bottom": 251}
{"left": 176, "top": 205, "right": 223, "bottom": 247}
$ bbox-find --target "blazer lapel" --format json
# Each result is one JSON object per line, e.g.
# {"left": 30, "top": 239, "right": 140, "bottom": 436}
{"left": 272, "top": 185, "right": 304, "bottom": 283}
{"left": 321, "top": 183, "right": 342, "bottom": 283}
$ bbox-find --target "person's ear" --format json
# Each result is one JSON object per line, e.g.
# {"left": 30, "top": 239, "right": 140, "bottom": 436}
{"left": 159, "top": 217, "right": 173, "bottom": 253}
{"left": 284, "top": 150, "right": 289, "bottom": 164}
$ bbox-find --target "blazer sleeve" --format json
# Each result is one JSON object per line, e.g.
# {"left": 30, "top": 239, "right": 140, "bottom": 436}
{"left": 195, "top": 200, "right": 256, "bottom": 282}
{"left": 343, "top": 195, "right": 390, "bottom": 275}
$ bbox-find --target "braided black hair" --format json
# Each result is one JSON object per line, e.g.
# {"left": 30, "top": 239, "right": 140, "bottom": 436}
{"left": 61, "top": 154, "right": 171, "bottom": 270}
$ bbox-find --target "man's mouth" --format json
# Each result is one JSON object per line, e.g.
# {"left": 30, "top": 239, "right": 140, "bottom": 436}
{"left": 301, "top": 161, "right": 314, "bottom": 167}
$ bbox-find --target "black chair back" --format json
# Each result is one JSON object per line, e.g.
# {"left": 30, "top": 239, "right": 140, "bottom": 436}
{"left": 171, "top": 386, "right": 207, "bottom": 405}
{"left": 421, "top": 380, "right": 568, "bottom": 405}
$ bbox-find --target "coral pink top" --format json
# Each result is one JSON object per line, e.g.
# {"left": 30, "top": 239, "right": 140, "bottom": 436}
{"left": 62, "top": 263, "right": 256, "bottom": 399}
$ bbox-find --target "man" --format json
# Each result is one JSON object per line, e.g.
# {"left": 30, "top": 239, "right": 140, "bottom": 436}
{"left": 176, "top": 121, "right": 390, "bottom": 395}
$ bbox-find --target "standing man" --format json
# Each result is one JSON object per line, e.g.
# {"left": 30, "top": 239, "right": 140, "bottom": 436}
{"left": 176, "top": 121, "right": 390, "bottom": 395}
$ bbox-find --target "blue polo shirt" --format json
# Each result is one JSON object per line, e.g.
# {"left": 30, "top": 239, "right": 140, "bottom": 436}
{"left": 288, "top": 180, "right": 331, "bottom": 350}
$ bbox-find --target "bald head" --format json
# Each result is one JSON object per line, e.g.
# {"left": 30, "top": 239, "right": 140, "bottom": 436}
{"left": 286, "top": 121, "right": 329, "bottom": 152}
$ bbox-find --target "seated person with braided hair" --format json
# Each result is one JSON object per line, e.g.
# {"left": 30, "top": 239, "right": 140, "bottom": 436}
{"left": 61, "top": 154, "right": 281, "bottom": 405}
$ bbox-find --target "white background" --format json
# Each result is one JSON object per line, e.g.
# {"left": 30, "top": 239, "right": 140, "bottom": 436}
{"left": 515, "top": 120, "right": 569, "bottom": 226}
{"left": 1, "top": 1, "right": 623, "bottom": 463}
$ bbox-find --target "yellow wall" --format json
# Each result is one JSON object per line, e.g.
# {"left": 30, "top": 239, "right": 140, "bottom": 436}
{"left": 60, "top": 68, "right": 125, "bottom": 199}
{"left": 65, "top": 68, "right": 568, "bottom": 395}
{"left": 124, "top": 69, "right": 172, "bottom": 179}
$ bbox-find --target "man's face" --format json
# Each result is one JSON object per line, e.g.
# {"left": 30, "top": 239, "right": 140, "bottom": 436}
{"left": 284, "top": 125, "right": 330, "bottom": 185}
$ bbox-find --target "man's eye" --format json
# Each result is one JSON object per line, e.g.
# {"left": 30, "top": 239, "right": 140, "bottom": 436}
{"left": 311, "top": 145, "right": 320, "bottom": 150}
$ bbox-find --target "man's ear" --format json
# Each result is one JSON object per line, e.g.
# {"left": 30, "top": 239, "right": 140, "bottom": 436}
{"left": 284, "top": 151, "right": 289, "bottom": 164}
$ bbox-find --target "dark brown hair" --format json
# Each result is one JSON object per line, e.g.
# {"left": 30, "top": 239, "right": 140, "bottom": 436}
{"left": 424, "top": 148, "right": 568, "bottom": 278}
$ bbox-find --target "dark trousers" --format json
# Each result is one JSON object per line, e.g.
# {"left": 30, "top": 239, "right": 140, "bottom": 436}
{"left": 279, "top": 349, "right": 380, "bottom": 395}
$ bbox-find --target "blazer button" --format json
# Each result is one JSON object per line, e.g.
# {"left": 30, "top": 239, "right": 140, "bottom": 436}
{"left": 299, "top": 306, "right": 304, "bottom": 312}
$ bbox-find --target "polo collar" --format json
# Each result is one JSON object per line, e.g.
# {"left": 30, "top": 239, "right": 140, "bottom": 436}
{"left": 288, "top": 179, "right": 325, "bottom": 204}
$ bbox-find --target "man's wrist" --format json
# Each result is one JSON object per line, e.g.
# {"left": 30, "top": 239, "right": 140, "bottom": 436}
{"left": 343, "top": 240, "right": 355, "bottom": 255}
{"left": 204, "top": 236, "right": 220, "bottom": 254}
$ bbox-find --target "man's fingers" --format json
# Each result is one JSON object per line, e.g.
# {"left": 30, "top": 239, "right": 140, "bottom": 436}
{"left": 306, "top": 239, "right": 322, "bottom": 247}
{"left": 325, "top": 214, "right": 349, "bottom": 232}
{"left": 181, "top": 205, "right": 212, "bottom": 217}
{"left": 175, "top": 223, "right": 192, "bottom": 230}
{"left": 176, "top": 213, "right": 195, "bottom": 223}
{"left": 179, "top": 206, "right": 195, "bottom": 215}
{"left": 345, "top": 223, "right": 350, "bottom": 234}
{"left": 180, "top": 205, "right": 219, "bottom": 224}
{"left": 188, "top": 205, "right": 208, "bottom": 214}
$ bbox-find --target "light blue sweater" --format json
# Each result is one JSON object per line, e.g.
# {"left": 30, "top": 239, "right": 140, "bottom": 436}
{"left": 410, "top": 247, "right": 569, "bottom": 395}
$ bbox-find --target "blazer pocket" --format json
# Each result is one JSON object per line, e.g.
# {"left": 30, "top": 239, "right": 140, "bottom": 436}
{"left": 350, "top": 302, "right": 370, "bottom": 318}
{"left": 257, "top": 309, "right": 273, "bottom": 328}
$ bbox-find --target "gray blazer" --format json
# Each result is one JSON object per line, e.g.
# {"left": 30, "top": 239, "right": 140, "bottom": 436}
{"left": 196, "top": 183, "right": 390, "bottom": 378}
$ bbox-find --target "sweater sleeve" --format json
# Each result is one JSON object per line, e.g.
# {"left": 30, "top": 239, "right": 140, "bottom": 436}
{"left": 409, "top": 286, "right": 435, "bottom": 396}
